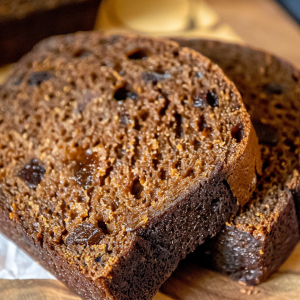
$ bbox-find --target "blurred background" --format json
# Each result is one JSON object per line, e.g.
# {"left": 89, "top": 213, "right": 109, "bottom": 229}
{"left": 1, "top": 0, "right": 300, "bottom": 78}
{"left": 96, "top": 0, "right": 300, "bottom": 65}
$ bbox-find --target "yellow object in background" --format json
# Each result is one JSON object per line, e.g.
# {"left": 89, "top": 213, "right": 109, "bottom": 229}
{"left": 95, "top": 0, "right": 241, "bottom": 41}
{"left": 113, "top": 0, "right": 190, "bottom": 32}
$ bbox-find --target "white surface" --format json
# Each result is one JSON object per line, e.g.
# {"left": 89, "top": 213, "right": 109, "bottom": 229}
{"left": 0, "top": 233, "right": 55, "bottom": 279}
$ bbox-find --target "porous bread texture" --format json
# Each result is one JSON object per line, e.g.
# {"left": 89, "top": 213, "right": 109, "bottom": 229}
{"left": 0, "top": 33, "right": 260, "bottom": 299}
{"left": 175, "top": 38, "right": 300, "bottom": 285}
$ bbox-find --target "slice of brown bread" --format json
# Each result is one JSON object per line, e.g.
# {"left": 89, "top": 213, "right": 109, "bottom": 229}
{"left": 0, "top": 33, "right": 261, "bottom": 299}
{"left": 174, "top": 38, "right": 300, "bottom": 285}
{"left": 0, "top": 0, "right": 101, "bottom": 66}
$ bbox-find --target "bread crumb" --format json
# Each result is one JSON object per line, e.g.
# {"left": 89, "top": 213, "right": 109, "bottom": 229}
{"left": 63, "top": 86, "right": 71, "bottom": 92}
{"left": 176, "top": 144, "right": 183, "bottom": 151}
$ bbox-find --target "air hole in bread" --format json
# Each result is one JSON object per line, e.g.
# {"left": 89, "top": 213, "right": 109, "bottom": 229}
{"left": 174, "top": 113, "right": 184, "bottom": 139}
{"left": 100, "top": 166, "right": 113, "bottom": 186}
{"left": 131, "top": 178, "right": 144, "bottom": 199}
{"left": 159, "top": 97, "right": 170, "bottom": 116}
{"left": 231, "top": 124, "right": 245, "bottom": 143}
{"left": 97, "top": 221, "right": 108, "bottom": 234}
{"left": 73, "top": 49, "right": 91, "bottom": 58}
{"left": 206, "top": 90, "right": 219, "bottom": 107}
{"left": 113, "top": 84, "right": 137, "bottom": 101}
{"left": 127, "top": 48, "right": 148, "bottom": 60}
{"left": 159, "top": 169, "right": 167, "bottom": 180}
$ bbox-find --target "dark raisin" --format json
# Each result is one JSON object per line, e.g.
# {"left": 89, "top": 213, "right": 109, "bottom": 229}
{"left": 252, "top": 121, "right": 278, "bottom": 145}
{"left": 127, "top": 49, "right": 148, "bottom": 60}
{"left": 18, "top": 159, "right": 45, "bottom": 189}
{"left": 142, "top": 71, "right": 171, "bottom": 84}
{"left": 65, "top": 223, "right": 104, "bottom": 247}
{"left": 113, "top": 85, "right": 138, "bottom": 101}
{"left": 95, "top": 255, "right": 102, "bottom": 263}
{"left": 262, "top": 83, "right": 283, "bottom": 95}
{"left": 28, "top": 71, "right": 54, "bottom": 86}
{"left": 206, "top": 91, "right": 219, "bottom": 107}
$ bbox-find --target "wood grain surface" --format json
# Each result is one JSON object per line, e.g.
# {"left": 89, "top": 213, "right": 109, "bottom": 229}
{"left": 1, "top": 242, "right": 300, "bottom": 300}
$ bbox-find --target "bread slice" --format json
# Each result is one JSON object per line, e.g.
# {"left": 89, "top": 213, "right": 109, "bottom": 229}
{"left": 0, "top": 33, "right": 261, "bottom": 299}
{"left": 174, "top": 38, "right": 300, "bottom": 285}
{"left": 0, "top": 0, "right": 101, "bottom": 66}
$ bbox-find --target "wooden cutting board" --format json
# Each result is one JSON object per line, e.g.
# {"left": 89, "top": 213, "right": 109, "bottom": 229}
{"left": 1, "top": 242, "right": 300, "bottom": 299}
{"left": 1, "top": 0, "right": 300, "bottom": 299}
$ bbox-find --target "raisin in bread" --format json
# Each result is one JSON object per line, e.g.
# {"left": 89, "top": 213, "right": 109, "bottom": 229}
{"left": 175, "top": 38, "right": 300, "bottom": 285}
{"left": 0, "top": 0, "right": 101, "bottom": 66}
{"left": 0, "top": 33, "right": 261, "bottom": 299}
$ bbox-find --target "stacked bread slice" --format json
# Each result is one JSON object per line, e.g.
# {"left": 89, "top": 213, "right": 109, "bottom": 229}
{"left": 175, "top": 38, "right": 300, "bottom": 285}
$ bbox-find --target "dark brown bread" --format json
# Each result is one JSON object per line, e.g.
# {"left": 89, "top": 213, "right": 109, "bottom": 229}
{"left": 174, "top": 38, "right": 300, "bottom": 285}
{"left": 0, "top": 0, "right": 101, "bottom": 66}
{"left": 0, "top": 33, "right": 261, "bottom": 299}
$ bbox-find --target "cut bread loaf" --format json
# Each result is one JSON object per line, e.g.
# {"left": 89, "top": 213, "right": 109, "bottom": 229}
{"left": 0, "top": 0, "right": 101, "bottom": 66}
{"left": 0, "top": 33, "right": 261, "bottom": 299}
{"left": 175, "top": 38, "right": 300, "bottom": 285}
